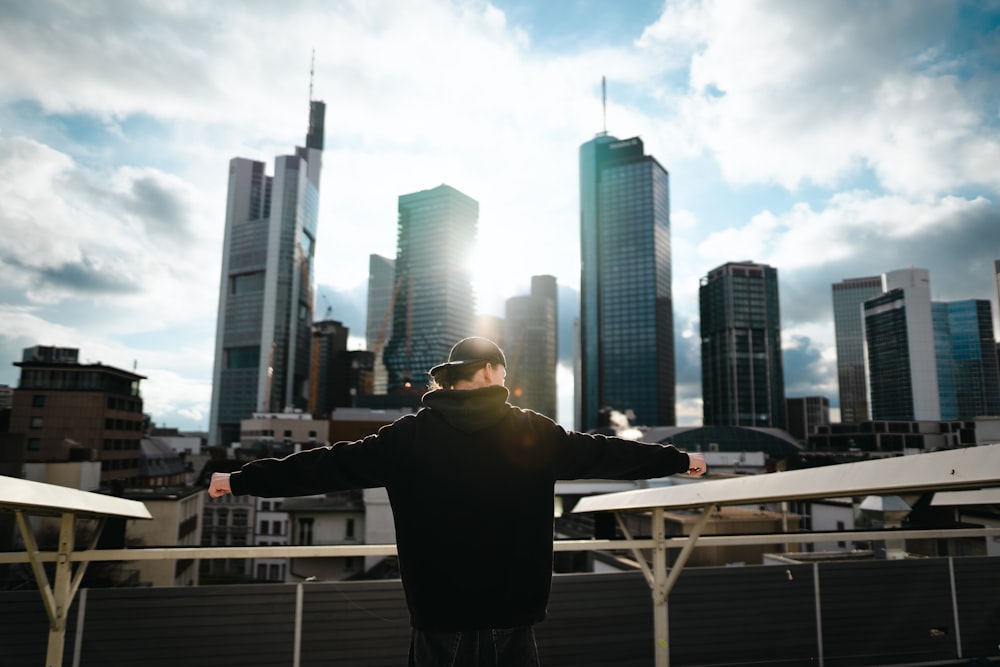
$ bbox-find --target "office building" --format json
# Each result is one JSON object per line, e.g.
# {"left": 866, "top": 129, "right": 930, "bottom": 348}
{"left": 864, "top": 268, "right": 940, "bottom": 421}
{"left": 832, "top": 276, "right": 883, "bottom": 423}
{"left": 383, "top": 184, "right": 478, "bottom": 390}
{"left": 11, "top": 346, "right": 145, "bottom": 485}
{"left": 365, "top": 254, "right": 396, "bottom": 394}
{"left": 578, "top": 134, "right": 675, "bottom": 429}
{"left": 505, "top": 275, "right": 558, "bottom": 418}
{"left": 208, "top": 99, "right": 326, "bottom": 446}
{"left": 700, "top": 262, "right": 785, "bottom": 428}
{"left": 934, "top": 300, "right": 1000, "bottom": 420}
{"left": 308, "top": 320, "right": 373, "bottom": 415}
{"left": 785, "top": 396, "right": 831, "bottom": 442}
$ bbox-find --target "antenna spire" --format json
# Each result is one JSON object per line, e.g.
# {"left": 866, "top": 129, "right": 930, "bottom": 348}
{"left": 309, "top": 49, "right": 315, "bottom": 102}
{"left": 601, "top": 76, "right": 607, "bottom": 135}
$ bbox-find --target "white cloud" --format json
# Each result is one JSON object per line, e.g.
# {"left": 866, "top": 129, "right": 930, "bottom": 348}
{"left": 636, "top": 0, "right": 1000, "bottom": 195}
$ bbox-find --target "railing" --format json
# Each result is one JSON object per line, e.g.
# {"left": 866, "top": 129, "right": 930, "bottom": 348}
{"left": 2, "top": 531, "right": 999, "bottom": 667}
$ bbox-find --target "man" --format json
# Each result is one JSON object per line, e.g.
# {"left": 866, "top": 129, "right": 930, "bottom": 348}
{"left": 210, "top": 336, "right": 705, "bottom": 666}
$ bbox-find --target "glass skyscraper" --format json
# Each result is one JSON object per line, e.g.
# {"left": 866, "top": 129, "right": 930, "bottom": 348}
{"left": 864, "top": 268, "right": 939, "bottom": 421}
{"left": 383, "top": 184, "right": 478, "bottom": 390}
{"left": 934, "top": 299, "right": 1000, "bottom": 420}
{"left": 208, "top": 100, "right": 326, "bottom": 446}
{"left": 832, "top": 276, "right": 883, "bottom": 423}
{"left": 505, "top": 275, "right": 558, "bottom": 419}
{"left": 699, "top": 261, "right": 785, "bottom": 427}
{"left": 365, "top": 254, "right": 396, "bottom": 394}
{"left": 578, "top": 135, "right": 675, "bottom": 430}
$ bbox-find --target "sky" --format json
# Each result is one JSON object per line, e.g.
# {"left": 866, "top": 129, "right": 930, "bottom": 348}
{"left": 1, "top": 0, "right": 999, "bottom": 432}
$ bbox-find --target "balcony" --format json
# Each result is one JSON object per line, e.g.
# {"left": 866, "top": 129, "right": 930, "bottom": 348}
{"left": 2, "top": 445, "right": 999, "bottom": 666}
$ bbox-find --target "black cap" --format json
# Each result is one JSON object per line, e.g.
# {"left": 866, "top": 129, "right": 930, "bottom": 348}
{"left": 428, "top": 337, "right": 507, "bottom": 376}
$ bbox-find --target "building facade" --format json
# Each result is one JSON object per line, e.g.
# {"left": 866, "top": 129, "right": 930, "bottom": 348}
{"left": 383, "top": 184, "right": 478, "bottom": 390}
{"left": 832, "top": 276, "right": 883, "bottom": 423}
{"left": 307, "top": 320, "right": 371, "bottom": 415}
{"left": 208, "top": 99, "right": 326, "bottom": 446}
{"left": 365, "top": 254, "right": 396, "bottom": 394}
{"left": 700, "top": 262, "right": 785, "bottom": 428}
{"left": 11, "top": 346, "right": 145, "bottom": 486}
{"left": 934, "top": 299, "right": 1000, "bottom": 420}
{"left": 864, "top": 268, "right": 939, "bottom": 421}
{"left": 505, "top": 275, "right": 558, "bottom": 419}
{"left": 785, "top": 396, "right": 831, "bottom": 443}
{"left": 578, "top": 134, "right": 675, "bottom": 430}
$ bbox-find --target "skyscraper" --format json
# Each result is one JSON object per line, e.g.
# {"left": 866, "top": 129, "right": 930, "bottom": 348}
{"left": 365, "top": 254, "right": 396, "bottom": 394}
{"left": 699, "top": 261, "right": 785, "bottom": 427}
{"left": 578, "top": 134, "right": 675, "bottom": 430}
{"left": 308, "top": 320, "right": 375, "bottom": 416}
{"left": 383, "top": 184, "right": 478, "bottom": 390}
{"left": 864, "top": 268, "right": 939, "bottom": 421}
{"left": 832, "top": 276, "right": 883, "bottom": 423}
{"left": 933, "top": 299, "right": 1000, "bottom": 420}
{"left": 505, "top": 275, "right": 558, "bottom": 418}
{"left": 208, "top": 99, "right": 326, "bottom": 446}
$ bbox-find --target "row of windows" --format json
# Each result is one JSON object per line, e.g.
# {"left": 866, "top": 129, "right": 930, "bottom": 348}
{"left": 104, "top": 439, "right": 140, "bottom": 450}
{"left": 30, "top": 416, "right": 140, "bottom": 433}
{"left": 104, "top": 418, "right": 143, "bottom": 432}
{"left": 101, "top": 458, "right": 138, "bottom": 471}
{"left": 27, "top": 394, "right": 141, "bottom": 413}
{"left": 243, "top": 429, "right": 319, "bottom": 438}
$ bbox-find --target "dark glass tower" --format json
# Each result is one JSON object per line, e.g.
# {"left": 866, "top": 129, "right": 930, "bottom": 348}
{"left": 832, "top": 276, "right": 883, "bottom": 423}
{"left": 383, "top": 184, "right": 478, "bottom": 390}
{"left": 578, "top": 135, "right": 675, "bottom": 430}
{"left": 208, "top": 100, "right": 325, "bottom": 446}
{"left": 864, "top": 268, "right": 939, "bottom": 421}
{"left": 700, "top": 261, "right": 785, "bottom": 427}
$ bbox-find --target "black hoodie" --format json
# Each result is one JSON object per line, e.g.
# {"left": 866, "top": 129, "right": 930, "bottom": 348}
{"left": 228, "top": 385, "right": 690, "bottom": 631}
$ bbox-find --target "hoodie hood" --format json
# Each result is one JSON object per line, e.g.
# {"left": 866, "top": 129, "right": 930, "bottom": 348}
{"left": 421, "top": 385, "right": 511, "bottom": 433}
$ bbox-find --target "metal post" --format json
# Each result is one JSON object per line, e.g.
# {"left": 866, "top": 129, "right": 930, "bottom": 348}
{"left": 654, "top": 504, "right": 714, "bottom": 667}
{"left": 294, "top": 582, "right": 304, "bottom": 667}
{"left": 47, "top": 512, "right": 76, "bottom": 667}
{"left": 652, "top": 507, "right": 668, "bottom": 667}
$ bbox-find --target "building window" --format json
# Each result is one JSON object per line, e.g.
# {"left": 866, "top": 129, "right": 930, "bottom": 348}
{"left": 28, "top": 438, "right": 41, "bottom": 451}
{"left": 260, "top": 521, "right": 269, "bottom": 535}
{"left": 31, "top": 395, "right": 45, "bottom": 407}
{"left": 283, "top": 430, "right": 292, "bottom": 438}
{"left": 261, "top": 501, "right": 271, "bottom": 511}
{"left": 345, "top": 518, "right": 355, "bottom": 540}
{"left": 30, "top": 416, "right": 43, "bottom": 429}
{"left": 298, "top": 518, "right": 314, "bottom": 546}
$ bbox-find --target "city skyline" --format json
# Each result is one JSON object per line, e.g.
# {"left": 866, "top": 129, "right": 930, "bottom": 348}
{"left": 1, "top": 1, "right": 998, "bottom": 431}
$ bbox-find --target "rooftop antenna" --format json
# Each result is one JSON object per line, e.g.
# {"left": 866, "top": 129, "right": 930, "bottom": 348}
{"left": 309, "top": 48, "right": 315, "bottom": 102}
{"left": 601, "top": 75, "right": 607, "bottom": 135}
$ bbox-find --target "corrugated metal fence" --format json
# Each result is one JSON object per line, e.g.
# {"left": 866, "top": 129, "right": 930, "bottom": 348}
{"left": 1, "top": 556, "right": 997, "bottom": 667}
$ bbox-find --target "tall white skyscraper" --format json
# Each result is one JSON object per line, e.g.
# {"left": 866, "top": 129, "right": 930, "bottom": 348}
{"left": 208, "top": 100, "right": 326, "bottom": 446}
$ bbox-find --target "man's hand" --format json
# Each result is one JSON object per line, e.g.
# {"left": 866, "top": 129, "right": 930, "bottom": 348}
{"left": 686, "top": 452, "right": 707, "bottom": 477}
{"left": 209, "top": 472, "right": 232, "bottom": 498}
